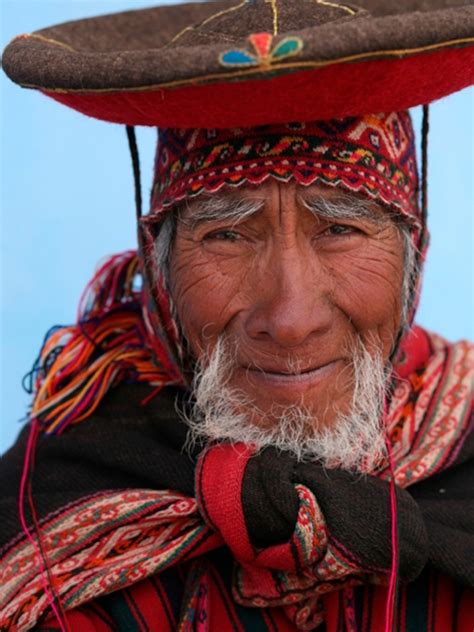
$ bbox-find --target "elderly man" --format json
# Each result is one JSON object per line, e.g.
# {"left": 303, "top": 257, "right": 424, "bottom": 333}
{"left": 1, "top": 1, "right": 473, "bottom": 631}
{"left": 149, "top": 119, "right": 418, "bottom": 472}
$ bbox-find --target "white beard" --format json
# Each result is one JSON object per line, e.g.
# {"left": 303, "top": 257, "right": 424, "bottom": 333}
{"left": 182, "top": 336, "right": 389, "bottom": 473}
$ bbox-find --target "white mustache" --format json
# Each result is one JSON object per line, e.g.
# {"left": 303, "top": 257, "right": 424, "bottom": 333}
{"left": 181, "top": 335, "right": 390, "bottom": 473}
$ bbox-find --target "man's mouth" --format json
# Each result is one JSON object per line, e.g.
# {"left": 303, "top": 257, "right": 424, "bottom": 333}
{"left": 241, "top": 359, "right": 342, "bottom": 388}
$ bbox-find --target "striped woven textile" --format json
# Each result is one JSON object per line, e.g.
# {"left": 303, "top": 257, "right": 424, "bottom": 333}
{"left": 36, "top": 554, "right": 473, "bottom": 631}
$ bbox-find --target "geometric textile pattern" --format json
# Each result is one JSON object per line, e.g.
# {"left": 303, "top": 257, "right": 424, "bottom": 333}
{"left": 151, "top": 112, "right": 420, "bottom": 225}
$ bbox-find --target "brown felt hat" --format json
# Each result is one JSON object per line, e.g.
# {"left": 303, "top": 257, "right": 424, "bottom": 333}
{"left": 2, "top": 0, "right": 474, "bottom": 128}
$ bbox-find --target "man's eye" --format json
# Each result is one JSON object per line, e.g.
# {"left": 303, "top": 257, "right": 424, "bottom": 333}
{"left": 204, "top": 230, "right": 241, "bottom": 242}
{"left": 325, "top": 224, "right": 356, "bottom": 236}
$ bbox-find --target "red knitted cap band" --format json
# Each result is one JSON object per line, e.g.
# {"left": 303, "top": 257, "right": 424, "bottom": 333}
{"left": 150, "top": 112, "right": 420, "bottom": 225}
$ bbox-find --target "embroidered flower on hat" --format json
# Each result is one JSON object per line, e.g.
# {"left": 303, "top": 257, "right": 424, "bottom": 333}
{"left": 220, "top": 32, "right": 304, "bottom": 68}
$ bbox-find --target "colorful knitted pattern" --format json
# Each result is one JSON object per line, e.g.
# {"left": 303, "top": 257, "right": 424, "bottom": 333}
{"left": 150, "top": 112, "right": 420, "bottom": 225}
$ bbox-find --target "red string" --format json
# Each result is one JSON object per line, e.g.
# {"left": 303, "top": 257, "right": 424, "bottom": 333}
{"left": 18, "top": 420, "right": 70, "bottom": 631}
{"left": 384, "top": 435, "right": 399, "bottom": 632}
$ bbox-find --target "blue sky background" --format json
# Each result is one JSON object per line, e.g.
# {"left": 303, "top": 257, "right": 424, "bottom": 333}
{"left": 1, "top": 1, "right": 473, "bottom": 453}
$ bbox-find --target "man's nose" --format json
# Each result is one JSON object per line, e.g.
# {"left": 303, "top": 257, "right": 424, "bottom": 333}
{"left": 244, "top": 247, "right": 333, "bottom": 349}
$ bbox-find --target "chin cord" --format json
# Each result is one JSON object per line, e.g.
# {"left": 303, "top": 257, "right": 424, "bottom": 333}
{"left": 384, "top": 435, "right": 399, "bottom": 632}
{"left": 126, "top": 125, "right": 143, "bottom": 221}
{"left": 421, "top": 105, "right": 430, "bottom": 231}
{"left": 418, "top": 104, "right": 430, "bottom": 261}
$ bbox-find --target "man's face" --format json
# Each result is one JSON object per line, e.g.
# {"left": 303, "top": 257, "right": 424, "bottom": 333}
{"left": 169, "top": 180, "right": 405, "bottom": 431}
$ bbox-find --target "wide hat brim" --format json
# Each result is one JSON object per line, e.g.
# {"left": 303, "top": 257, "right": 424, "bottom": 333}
{"left": 2, "top": 0, "right": 474, "bottom": 128}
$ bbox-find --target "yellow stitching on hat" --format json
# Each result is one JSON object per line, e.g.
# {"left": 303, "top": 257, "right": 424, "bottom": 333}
{"left": 18, "top": 33, "right": 76, "bottom": 52}
{"left": 31, "top": 36, "right": 474, "bottom": 93}
{"left": 266, "top": 0, "right": 279, "bottom": 36}
{"left": 167, "top": 0, "right": 248, "bottom": 47}
{"left": 316, "top": 0, "right": 357, "bottom": 16}
{"left": 201, "top": 1, "right": 248, "bottom": 28}
{"left": 165, "top": 26, "right": 193, "bottom": 47}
